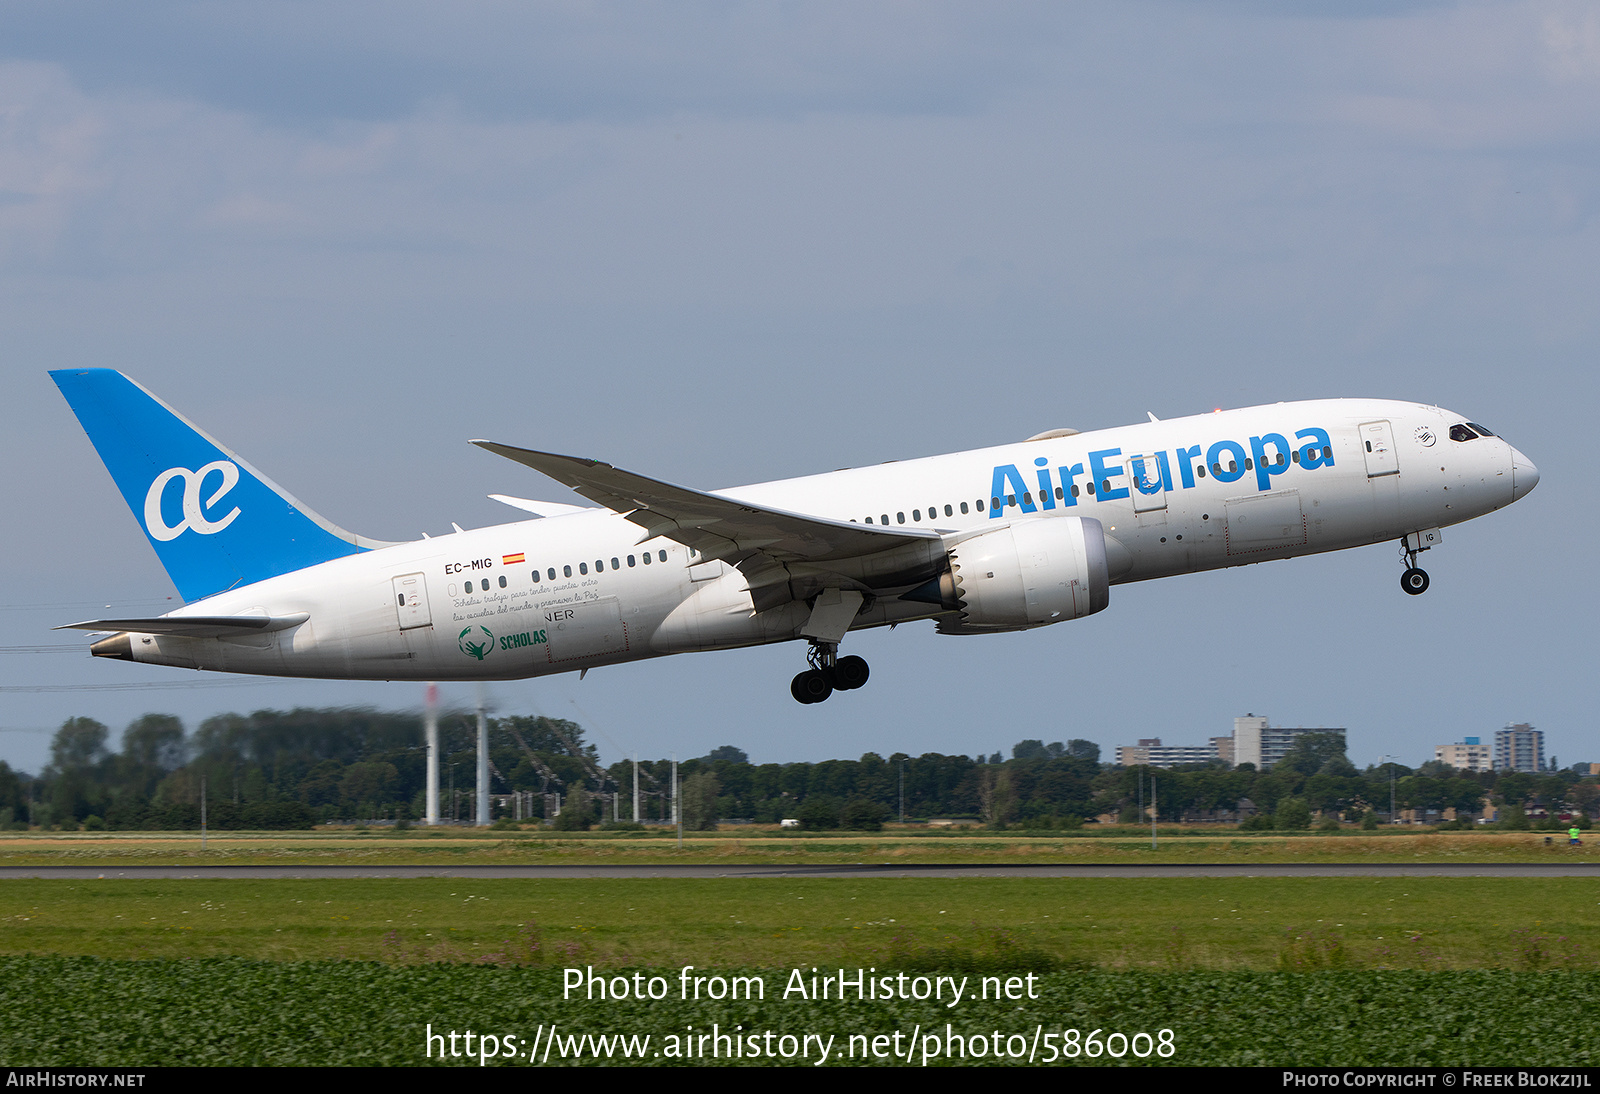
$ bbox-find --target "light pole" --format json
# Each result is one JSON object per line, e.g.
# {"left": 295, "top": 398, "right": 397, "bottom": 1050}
{"left": 1380, "top": 755, "right": 1397, "bottom": 825}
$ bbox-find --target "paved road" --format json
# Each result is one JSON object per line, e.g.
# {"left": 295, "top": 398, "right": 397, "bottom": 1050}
{"left": 0, "top": 863, "right": 1594, "bottom": 879}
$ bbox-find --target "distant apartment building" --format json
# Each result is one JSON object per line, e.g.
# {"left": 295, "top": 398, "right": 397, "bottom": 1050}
{"left": 1114, "top": 738, "right": 1219, "bottom": 768}
{"left": 1436, "top": 737, "right": 1492, "bottom": 773}
{"left": 1231, "top": 715, "right": 1347, "bottom": 770}
{"left": 1114, "top": 717, "right": 1343, "bottom": 770}
{"left": 1495, "top": 723, "right": 1544, "bottom": 773}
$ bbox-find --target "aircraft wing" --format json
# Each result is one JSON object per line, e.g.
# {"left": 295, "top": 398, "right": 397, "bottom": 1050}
{"left": 471, "top": 441, "right": 939, "bottom": 565}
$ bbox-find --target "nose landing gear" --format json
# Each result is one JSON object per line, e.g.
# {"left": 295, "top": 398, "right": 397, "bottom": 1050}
{"left": 1398, "top": 533, "right": 1434, "bottom": 595}
{"left": 790, "top": 641, "right": 871, "bottom": 704}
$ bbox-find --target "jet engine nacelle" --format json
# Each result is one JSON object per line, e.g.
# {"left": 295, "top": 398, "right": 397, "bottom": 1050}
{"left": 942, "top": 516, "right": 1110, "bottom": 632}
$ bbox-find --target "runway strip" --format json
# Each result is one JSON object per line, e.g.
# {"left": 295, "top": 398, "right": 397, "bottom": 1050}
{"left": 1, "top": 863, "right": 1594, "bottom": 879}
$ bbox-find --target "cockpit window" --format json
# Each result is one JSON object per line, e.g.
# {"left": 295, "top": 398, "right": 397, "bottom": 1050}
{"left": 1449, "top": 424, "right": 1478, "bottom": 442}
{"left": 1466, "top": 422, "right": 1495, "bottom": 437}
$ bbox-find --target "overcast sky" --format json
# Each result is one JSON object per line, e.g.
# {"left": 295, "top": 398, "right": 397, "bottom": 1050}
{"left": 2, "top": 1, "right": 1593, "bottom": 774}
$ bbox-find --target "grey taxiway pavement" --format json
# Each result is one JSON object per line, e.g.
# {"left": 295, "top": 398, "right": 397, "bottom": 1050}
{"left": 0, "top": 863, "right": 1593, "bottom": 879}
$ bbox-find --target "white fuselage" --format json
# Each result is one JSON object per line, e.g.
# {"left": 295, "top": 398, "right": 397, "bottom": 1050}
{"left": 113, "top": 399, "right": 1534, "bottom": 680}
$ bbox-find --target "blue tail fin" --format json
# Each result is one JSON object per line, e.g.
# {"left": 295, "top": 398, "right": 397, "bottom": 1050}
{"left": 51, "top": 369, "right": 391, "bottom": 602}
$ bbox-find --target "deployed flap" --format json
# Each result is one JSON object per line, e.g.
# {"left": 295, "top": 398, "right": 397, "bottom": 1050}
{"left": 470, "top": 441, "right": 939, "bottom": 564}
{"left": 57, "top": 613, "right": 309, "bottom": 638}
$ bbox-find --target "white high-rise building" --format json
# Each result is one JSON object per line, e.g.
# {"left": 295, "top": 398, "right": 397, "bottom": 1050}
{"left": 1494, "top": 724, "right": 1543, "bottom": 773}
{"left": 1231, "top": 715, "right": 1346, "bottom": 770}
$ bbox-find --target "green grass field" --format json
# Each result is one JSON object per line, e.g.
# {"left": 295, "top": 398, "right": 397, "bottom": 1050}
{"left": 0, "top": 827, "right": 1594, "bottom": 866}
{"left": 2, "top": 875, "right": 1595, "bottom": 969}
{"left": 4, "top": 835, "right": 1597, "bottom": 1066}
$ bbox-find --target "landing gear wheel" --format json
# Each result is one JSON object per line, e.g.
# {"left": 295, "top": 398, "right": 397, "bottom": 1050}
{"left": 1400, "top": 567, "right": 1429, "bottom": 595}
{"left": 832, "top": 655, "right": 870, "bottom": 691}
{"left": 791, "top": 669, "right": 834, "bottom": 704}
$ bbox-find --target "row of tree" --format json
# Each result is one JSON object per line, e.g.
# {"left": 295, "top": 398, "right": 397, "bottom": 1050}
{"left": 2, "top": 709, "right": 1593, "bottom": 831}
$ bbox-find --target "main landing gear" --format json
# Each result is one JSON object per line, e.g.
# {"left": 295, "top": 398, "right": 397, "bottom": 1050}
{"left": 790, "top": 641, "right": 870, "bottom": 704}
{"left": 1399, "top": 535, "right": 1431, "bottom": 596}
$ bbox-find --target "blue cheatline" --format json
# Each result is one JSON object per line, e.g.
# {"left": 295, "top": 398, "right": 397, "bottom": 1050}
{"left": 51, "top": 369, "right": 391, "bottom": 602}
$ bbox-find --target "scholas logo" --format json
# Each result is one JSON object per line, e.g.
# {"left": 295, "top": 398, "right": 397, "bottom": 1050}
{"left": 458, "top": 626, "right": 494, "bottom": 660}
{"left": 143, "top": 461, "right": 243, "bottom": 541}
{"left": 986, "top": 427, "right": 1335, "bottom": 516}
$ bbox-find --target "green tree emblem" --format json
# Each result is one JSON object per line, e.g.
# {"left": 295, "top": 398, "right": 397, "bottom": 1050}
{"left": 458, "top": 625, "right": 494, "bottom": 660}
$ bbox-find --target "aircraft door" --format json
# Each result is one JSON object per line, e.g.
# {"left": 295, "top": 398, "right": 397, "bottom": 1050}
{"left": 392, "top": 573, "right": 432, "bottom": 630}
{"left": 1127, "top": 453, "right": 1168, "bottom": 514}
{"left": 1360, "top": 421, "right": 1399, "bottom": 478}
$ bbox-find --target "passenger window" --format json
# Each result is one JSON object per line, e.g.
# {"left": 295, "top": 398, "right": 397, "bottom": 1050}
{"left": 1277, "top": 454, "right": 1286, "bottom": 466}
{"left": 548, "top": 568, "right": 556, "bottom": 580}
{"left": 960, "top": 501, "right": 969, "bottom": 514}
{"left": 464, "top": 580, "right": 474, "bottom": 593}
{"left": 595, "top": 560, "right": 603, "bottom": 572}
{"left": 913, "top": 509, "right": 921, "bottom": 521}
{"left": 1101, "top": 480, "right": 1110, "bottom": 492}
{"left": 865, "top": 516, "right": 873, "bottom": 524}
{"left": 563, "top": 565, "right": 572, "bottom": 578}
{"left": 1022, "top": 492, "right": 1032, "bottom": 505}
{"left": 1197, "top": 465, "right": 1206, "bottom": 478}
{"left": 612, "top": 557, "right": 620, "bottom": 570}
{"left": 1211, "top": 463, "right": 1221, "bottom": 474}
{"left": 642, "top": 553, "right": 651, "bottom": 565}
{"left": 1292, "top": 451, "right": 1299, "bottom": 463}
{"left": 897, "top": 512, "right": 906, "bottom": 524}
{"left": 498, "top": 575, "right": 507, "bottom": 588}
{"left": 1323, "top": 446, "right": 1332, "bottom": 459}
{"left": 1055, "top": 487, "right": 1063, "bottom": 500}
{"left": 628, "top": 555, "right": 636, "bottom": 567}
{"left": 1087, "top": 482, "right": 1095, "bottom": 495}
{"left": 659, "top": 550, "right": 668, "bottom": 562}
{"left": 881, "top": 513, "right": 889, "bottom": 525}
{"left": 1228, "top": 461, "right": 1237, "bottom": 473}
{"left": 944, "top": 504, "right": 953, "bottom": 517}
{"left": 1244, "top": 458, "right": 1253, "bottom": 470}
{"left": 1070, "top": 485, "right": 1080, "bottom": 497}
{"left": 579, "top": 563, "right": 588, "bottom": 575}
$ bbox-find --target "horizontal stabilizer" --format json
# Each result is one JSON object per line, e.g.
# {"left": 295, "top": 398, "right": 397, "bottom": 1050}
{"left": 486, "top": 494, "right": 595, "bottom": 517}
{"left": 57, "top": 613, "right": 309, "bottom": 638}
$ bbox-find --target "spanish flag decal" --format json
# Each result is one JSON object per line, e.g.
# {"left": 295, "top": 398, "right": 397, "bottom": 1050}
{"left": 502, "top": 552, "right": 526, "bottom": 565}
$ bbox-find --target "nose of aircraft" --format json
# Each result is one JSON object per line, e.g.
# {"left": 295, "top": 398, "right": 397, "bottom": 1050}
{"left": 1510, "top": 446, "right": 1539, "bottom": 501}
